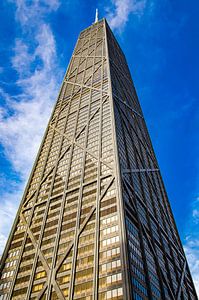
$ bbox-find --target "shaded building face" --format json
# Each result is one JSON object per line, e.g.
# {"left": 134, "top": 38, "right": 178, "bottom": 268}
{"left": 0, "top": 19, "right": 197, "bottom": 300}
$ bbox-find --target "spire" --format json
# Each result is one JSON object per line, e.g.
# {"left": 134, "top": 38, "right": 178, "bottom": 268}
{"left": 95, "top": 8, "right": 98, "bottom": 23}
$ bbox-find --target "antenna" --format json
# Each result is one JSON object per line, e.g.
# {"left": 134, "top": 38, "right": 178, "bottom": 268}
{"left": 95, "top": 8, "right": 98, "bottom": 23}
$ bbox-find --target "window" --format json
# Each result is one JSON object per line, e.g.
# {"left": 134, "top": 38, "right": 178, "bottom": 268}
{"left": 132, "top": 278, "right": 148, "bottom": 297}
{"left": 102, "top": 225, "right": 119, "bottom": 236}
{"left": 1, "top": 270, "right": 14, "bottom": 279}
{"left": 100, "top": 260, "right": 121, "bottom": 273}
{"left": 35, "top": 271, "right": 46, "bottom": 279}
{"left": 62, "top": 275, "right": 70, "bottom": 284}
{"left": 102, "top": 236, "right": 119, "bottom": 247}
{"left": 32, "top": 284, "right": 43, "bottom": 292}
{"left": 133, "top": 291, "right": 144, "bottom": 300}
{"left": 106, "top": 287, "right": 123, "bottom": 299}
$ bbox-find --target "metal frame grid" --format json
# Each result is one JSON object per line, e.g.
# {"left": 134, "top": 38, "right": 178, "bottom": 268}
{"left": 105, "top": 22, "right": 198, "bottom": 300}
{"left": 0, "top": 19, "right": 197, "bottom": 300}
{"left": 0, "top": 20, "right": 125, "bottom": 300}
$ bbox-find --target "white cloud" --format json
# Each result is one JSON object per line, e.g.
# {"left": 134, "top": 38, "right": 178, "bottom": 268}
{"left": 193, "top": 209, "right": 199, "bottom": 221}
{"left": 14, "top": 0, "right": 60, "bottom": 27}
{"left": 183, "top": 195, "right": 199, "bottom": 296}
{"left": 35, "top": 23, "right": 57, "bottom": 69}
{"left": 0, "top": 23, "right": 60, "bottom": 179}
{"left": 12, "top": 39, "right": 33, "bottom": 77}
{"left": 0, "top": 185, "right": 24, "bottom": 254}
{"left": 184, "top": 240, "right": 199, "bottom": 296}
{"left": 0, "top": 87, "right": 10, "bottom": 104}
{"left": 106, "top": 0, "right": 146, "bottom": 31}
{"left": 192, "top": 197, "right": 199, "bottom": 224}
{"left": 0, "top": 0, "right": 62, "bottom": 253}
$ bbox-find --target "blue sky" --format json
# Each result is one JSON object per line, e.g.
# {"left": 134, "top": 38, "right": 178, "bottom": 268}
{"left": 0, "top": 0, "right": 198, "bottom": 294}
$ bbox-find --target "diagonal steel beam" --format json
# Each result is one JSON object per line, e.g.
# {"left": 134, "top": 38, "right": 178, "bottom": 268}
{"left": 123, "top": 173, "right": 185, "bottom": 265}
{"left": 50, "top": 125, "right": 112, "bottom": 170}
{"left": 67, "top": 57, "right": 87, "bottom": 80}
{"left": 114, "top": 95, "right": 143, "bottom": 118}
{"left": 25, "top": 173, "right": 112, "bottom": 215}
{"left": 39, "top": 176, "right": 116, "bottom": 300}
{"left": 87, "top": 39, "right": 103, "bottom": 57}
{"left": 80, "top": 57, "right": 105, "bottom": 87}
{"left": 74, "top": 35, "right": 103, "bottom": 56}
{"left": 63, "top": 80, "right": 108, "bottom": 95}
{"left": 123, "top": 178, "right": 176, "bottom": 300}
{"left": 116, "top": 101, "right": 157, "bottom": 167}
{"left": 76, "top": 95, "right": 108, "bottom": 138}
{"left": 109, "top": 58, "right": 132, "bottom": 84}
{"left": 117, "top": 99, "right": 157, "bottom": 164}
{"left": 176, "top": 260, "right": 187, "bottom": 300}
{"left": 22, "top": 144, "right": 71, "bottom": 212}
{"left": 50, "top": 85, "right": 82, "bottom": 125}
{"left": 54, "top": 176, "right": 115, "bottom": 273}
{"left": 68, "top": 50, "right": 102, "bottom": 81}
{"left": 119, "top": 117, "right": 184, "bottom": 257}
{"left": 20, "top": 214, "right": 66, "bottom": 300}
{"left": 46, "top": 29, "right": 104, "bottom": 299}
{"left": 75, "top": 38, "right": 90, "bottom": 55}
{"left": 22, "top": 95, "right": 109, "bottom": 212}
{"left": 37, "top": 283, "right": 47, "bottom": 300}
{"left": 141, "top": 219, "right": 176, "bottom": 300}
{"left": 23, "top": 41, "right": 88, "bottom": 299}
{"left": 20, "top": 214, "right": 50, "bottom": 274}
{"left": 117, "top": 106, "right": 180, "bottom": 243}
{"left": 113, "top": 64, "right": 143, "bottom": 117}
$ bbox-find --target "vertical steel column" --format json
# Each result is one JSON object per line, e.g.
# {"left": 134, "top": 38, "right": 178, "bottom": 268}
{"left": 25, "top": 37, "right": 82, "bottom": 300}
{"left": 93, "top": 22, "right": 105, "bottom": 300}
{"left": 5, "top": 49, "right": 74, "bottom": 300}
{"left": 104, "top": 20, "right": 132, "bottom": 300}
{"left": 44, "top": 33, "right": 86, "bottom": 300}
{"left": 68, "top": 23, "right": 100, "bottom": 299}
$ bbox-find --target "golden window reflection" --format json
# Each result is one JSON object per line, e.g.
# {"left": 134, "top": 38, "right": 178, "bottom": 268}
{"left": 32, "top": 283, "right": 43, "bottom": 292}
{"left": 35, "top": 271, "right": 46, "bottom": 279}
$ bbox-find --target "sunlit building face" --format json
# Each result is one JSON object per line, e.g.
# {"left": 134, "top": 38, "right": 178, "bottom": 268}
{"left": 0, "top": 19, "right": 197, "bottom": 300}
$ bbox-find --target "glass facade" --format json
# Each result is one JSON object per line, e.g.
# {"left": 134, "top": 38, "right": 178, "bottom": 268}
{"left": 0, "top": 19, "right": 197, "bottom": 300}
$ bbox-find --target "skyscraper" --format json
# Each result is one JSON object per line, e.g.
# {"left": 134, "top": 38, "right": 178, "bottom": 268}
{"left": 0, "top": 18, "right": 197, "bottom": 300}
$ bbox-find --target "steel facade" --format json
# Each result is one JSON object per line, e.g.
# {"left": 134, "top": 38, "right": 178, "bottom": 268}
{"left": 0, "top": 19, "right": 197, "bottom": 300}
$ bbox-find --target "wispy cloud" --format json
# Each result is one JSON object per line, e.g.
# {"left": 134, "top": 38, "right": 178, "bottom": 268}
{"left": 14, "top": 0, "right": 60, "bottom": 27}
{"left": 106, "top": 0, "right": 146, "bottom": 31}
{"left": 0, "top": 183, "right": 24, "bottom": 254}
{"left": 183, "top": 195, "right": 199, "bottom": 295}
{"left": 0, "top": 26, "right": 60, "bottom": 180}
{"left": 0, "top": 0, "right": 62, "bottom": 253}
{"left": 184, "top": 240, "right": 199, "bottom": 295}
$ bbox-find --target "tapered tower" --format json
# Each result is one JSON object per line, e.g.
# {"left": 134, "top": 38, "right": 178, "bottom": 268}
{"left": 0, "top": 19, "right": 197, "bottom": 300}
